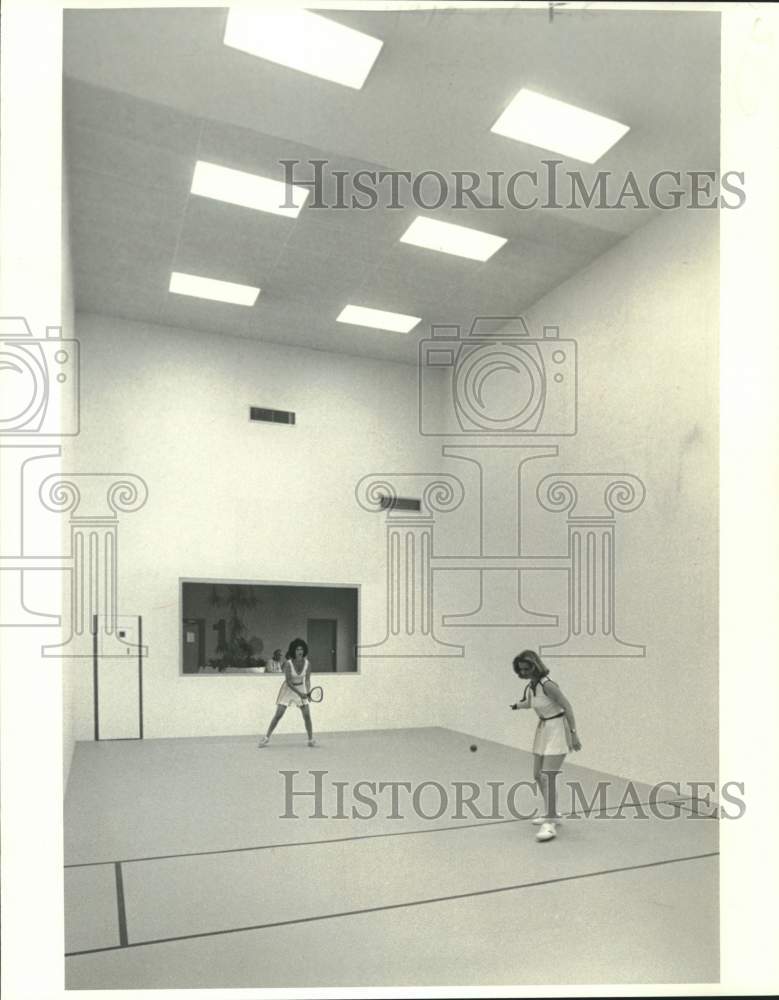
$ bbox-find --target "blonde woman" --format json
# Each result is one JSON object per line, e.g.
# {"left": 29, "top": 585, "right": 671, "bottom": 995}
{"left": 511, "top": 649, "right": 581, "bottom": 842}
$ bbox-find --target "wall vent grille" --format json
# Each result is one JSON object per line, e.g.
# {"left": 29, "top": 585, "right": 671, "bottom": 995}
{"left": 379, "top": 496, "right": 422, "bottom": 512}
{"left": 250, "top": 407, "right": 296, "bottom": 425}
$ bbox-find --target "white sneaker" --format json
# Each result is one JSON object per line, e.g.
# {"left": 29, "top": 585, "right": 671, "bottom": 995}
{"left": 257, "top": 736, "right": 270, "bottom": 748}
{"left": 536, "top": 821, "right": 557, "bottom": 842}
{"left": 307, "top": 739, "right": 318, "bottom": 747}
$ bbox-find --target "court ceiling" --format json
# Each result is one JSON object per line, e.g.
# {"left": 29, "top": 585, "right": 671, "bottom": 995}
{"left": 64, "top": 7, "right": 720, "bottom": 364}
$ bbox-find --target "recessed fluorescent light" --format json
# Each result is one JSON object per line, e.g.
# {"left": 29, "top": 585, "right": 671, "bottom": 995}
{"left": 191, "top": 161, "right": 309, "bottom": 219}
{"left": 223, "top": 9, "right": 383, "bottom": 90}
{"left": 491, "top": 88, "right": 630, "bottom": 164}
{"left": 337, "top": 305, "right": 420, "bottom": 334}
{"left": 169, "top": 272, "right": 259, "bottom": 307}
{"left": 400, "top": 217, "right": 507, "bottom": 262}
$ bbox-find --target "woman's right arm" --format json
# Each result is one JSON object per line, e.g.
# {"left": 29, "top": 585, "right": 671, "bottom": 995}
{"left": 510, "top": 686, "right": 530, "bottom": 710}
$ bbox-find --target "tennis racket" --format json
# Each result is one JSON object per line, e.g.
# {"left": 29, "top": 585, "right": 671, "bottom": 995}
{"left": 302, "top": 686, "right": 323, "bottom": 703}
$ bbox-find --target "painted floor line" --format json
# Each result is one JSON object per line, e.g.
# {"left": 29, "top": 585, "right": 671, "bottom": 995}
{"left": 64, "top": 796, "right": 702, "bottom": 869}
{"left": 114, "top": 863, "right": 128, "bottom": 947}
{"left": 65, "top": 850, "right": 718, "bottom": 958}
{"left": 676, "top": 800, "right": 719, "bottom": 819}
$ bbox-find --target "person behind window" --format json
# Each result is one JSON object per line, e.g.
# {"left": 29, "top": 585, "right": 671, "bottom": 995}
{"left": 268, "top": 649, "right": 284, "bottom": 673}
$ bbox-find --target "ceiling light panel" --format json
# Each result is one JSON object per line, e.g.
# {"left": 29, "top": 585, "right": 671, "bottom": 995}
{"left": 400, "top": 217, "right": 507, "bottom": 261}
{"left": 223, "top": 9, "right": 383, "bottom": 90}
{"left": 337, "top": 305, "right": 420, "bottom": 333}
{"left": 191, "top": 160, "right": 309, "bottom": 218}
{"left": 492, "top": 88, "right": 630, "bottom": 164}
{"left": 169, "top": 271, "right": 260, "bottom": 307}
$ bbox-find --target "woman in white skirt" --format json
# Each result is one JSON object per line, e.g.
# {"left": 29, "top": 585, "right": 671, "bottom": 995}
{"left": 258, "top": 638, "right": 317, "bottom": 748}
{"left": 510, "top": 649, "right": 581, "bottom": 842}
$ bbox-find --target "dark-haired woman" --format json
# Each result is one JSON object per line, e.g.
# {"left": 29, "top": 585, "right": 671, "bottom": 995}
{"left": 511, "top": 649, "right": 581, "bottom": 842}
{"left": 258, "top": 638, "right": 317, "bottom": 748}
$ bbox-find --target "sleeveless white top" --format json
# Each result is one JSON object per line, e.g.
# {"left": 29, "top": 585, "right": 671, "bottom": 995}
{"left": 286, "top": 657, "right": 310, "bottom": 690}
{"left": 524, "top": 678, "right": 563, "bottom": 720}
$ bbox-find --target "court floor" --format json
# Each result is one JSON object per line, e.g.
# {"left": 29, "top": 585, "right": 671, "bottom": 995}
{"left": 64, "top": 727, "right": 719, "bottom": 988}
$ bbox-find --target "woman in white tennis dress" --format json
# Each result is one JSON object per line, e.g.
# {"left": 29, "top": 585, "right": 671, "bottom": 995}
{"left": 257, "top": 638, "right": 317, "bottom": 748}
{"left": 511, "top": 649, "right": 581, "bottom": 842}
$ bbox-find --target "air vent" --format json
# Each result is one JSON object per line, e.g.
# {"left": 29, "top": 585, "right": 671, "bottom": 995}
{"left": 250, "top": 406, "right": 296, "bottom": 425}
{"left": 379, "top": 495, "right": 421, "bottom": 512}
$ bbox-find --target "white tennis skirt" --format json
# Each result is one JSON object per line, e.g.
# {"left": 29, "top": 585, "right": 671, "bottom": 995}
{"left": 532, "top": 715, "right": 571, "bottom": 757}
{"left": 276, "top": 682, "right": 306, "bottom": 708}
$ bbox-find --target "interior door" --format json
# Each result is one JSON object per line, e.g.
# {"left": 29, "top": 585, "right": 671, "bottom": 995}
{"left": 95, "top": 617, "right": 143, "bottom": 740}
{"left": 306, "top": 618, "right": 337, "bottom": 672}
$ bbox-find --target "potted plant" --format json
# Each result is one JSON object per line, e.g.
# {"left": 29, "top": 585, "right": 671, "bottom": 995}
{"left": 208, "top": 584, "right": 265, "bottom": 671}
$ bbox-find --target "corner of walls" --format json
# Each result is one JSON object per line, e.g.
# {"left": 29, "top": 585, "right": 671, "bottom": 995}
{"left": 442, "top": 207, "right": 719, "bottom": 787}
{"left": 61, "top": 145, "right": 77, "bottom": 796}
{"left": 69, "top": 313, "right": 459, "bottom": 740}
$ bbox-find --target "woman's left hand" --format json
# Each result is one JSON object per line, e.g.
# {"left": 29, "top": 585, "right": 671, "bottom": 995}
{"left": 571, "top": 735, "right": 582, "bottom": 751}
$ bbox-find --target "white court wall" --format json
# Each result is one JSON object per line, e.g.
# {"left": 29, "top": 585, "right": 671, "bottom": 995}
{"left": 436, "top": 207, "right": 719, "bottom": 786}
{"left": 67, "top": 206, "right": 717, "bottom": 787}
{"left": 65, "top": 314, "right": 456, "bottom": 740}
